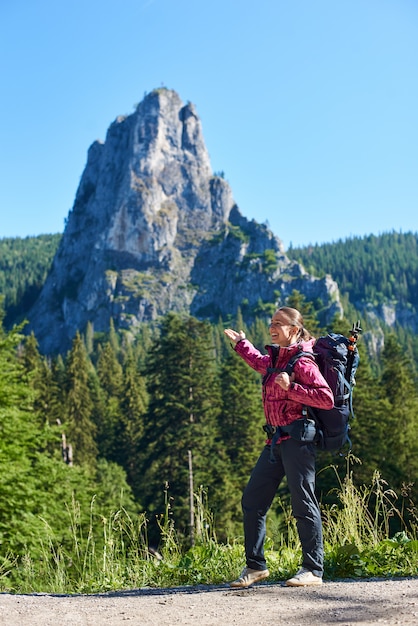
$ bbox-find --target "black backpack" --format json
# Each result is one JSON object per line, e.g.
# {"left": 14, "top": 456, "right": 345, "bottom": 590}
{"left": 266, "top": 323, "right": 362, "bottom": 453}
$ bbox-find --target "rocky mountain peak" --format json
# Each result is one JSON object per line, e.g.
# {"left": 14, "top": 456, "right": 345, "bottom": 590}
{"left": 28, "top": 88, "right": 342, "bottom": 354}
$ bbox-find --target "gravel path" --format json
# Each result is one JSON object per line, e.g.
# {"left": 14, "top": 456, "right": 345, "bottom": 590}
{"left": 1, "top": 577, "right": 417, "bottom": 625}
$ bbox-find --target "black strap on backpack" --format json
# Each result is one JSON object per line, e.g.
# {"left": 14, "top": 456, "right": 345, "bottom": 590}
{"left": 264, "top": 345, "right": 315, "bottom": 378}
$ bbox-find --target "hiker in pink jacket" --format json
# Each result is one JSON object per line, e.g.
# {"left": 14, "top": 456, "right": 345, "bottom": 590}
{"left": 224, "top": 306, "right": 334, "bottom": 589}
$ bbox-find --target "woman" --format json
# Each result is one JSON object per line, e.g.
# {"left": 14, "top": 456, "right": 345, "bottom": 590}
{"left": 224, "top": 306, "right": 334, "bottom": 588}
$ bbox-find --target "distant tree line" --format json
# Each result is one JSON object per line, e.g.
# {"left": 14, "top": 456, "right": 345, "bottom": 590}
{"left": 0, "top": 234, "right": 61, "bottom": 327}
{"left": 287, "top": 231, "right": 418, "bottom": 365}
{"left": 288, "top": 231, "right": 418, "bottom": 308}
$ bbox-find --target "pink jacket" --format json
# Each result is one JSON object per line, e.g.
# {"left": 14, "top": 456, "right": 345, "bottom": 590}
{"left": 234, "top": 338, "right": 334, "bottom": 430}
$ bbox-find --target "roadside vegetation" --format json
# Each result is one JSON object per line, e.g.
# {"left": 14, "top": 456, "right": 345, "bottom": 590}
{"left": 1, "top": 459, "right": 417, "bottom": 594}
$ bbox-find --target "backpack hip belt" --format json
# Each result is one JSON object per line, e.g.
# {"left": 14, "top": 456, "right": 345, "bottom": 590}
{"left": 263, "top": 416, "right": 317, "bottom": 463}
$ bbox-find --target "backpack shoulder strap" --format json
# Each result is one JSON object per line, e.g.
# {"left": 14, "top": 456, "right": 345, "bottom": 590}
{"left": 266, "top": 347, "right": 314, "bottom": 376}
{"left": 285, "top": 349, "right": 315, "bottom": 375}
{"left": 262, "top": 344, "right": 280, "bottom": 385}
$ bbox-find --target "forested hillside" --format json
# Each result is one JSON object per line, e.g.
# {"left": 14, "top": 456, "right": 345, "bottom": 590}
{"left": 0, "top": 234, "right": 61, "bottom": 326}
{"left": 287, "top": 231, "right": 418, "bottom": 308}
{"left": 288, "top": 231, "right": 418, "bottom": 366}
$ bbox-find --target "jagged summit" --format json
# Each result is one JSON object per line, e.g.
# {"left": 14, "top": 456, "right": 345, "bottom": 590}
{"left": 28, "top": 88, "right": 342, "bottom": 354}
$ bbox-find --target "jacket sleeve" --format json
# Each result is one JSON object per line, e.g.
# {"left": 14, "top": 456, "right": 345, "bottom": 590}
{"left": 234, "top": 338, "right": 270, "bottom": 375}
{"left": 286, "top": 356, "right": 334, "bottom": 410}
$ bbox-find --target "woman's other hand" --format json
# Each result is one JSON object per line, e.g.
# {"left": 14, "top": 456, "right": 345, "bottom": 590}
{"left": 224, "top": 328, "right": 246, "bottom": 344}
{"left": 274, "top": 371, "right": 295, "bottom": 391}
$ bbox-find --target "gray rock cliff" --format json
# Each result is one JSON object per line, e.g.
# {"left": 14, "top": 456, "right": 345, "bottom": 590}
{"left": 28, "top": 88, "right": 343, "bottom": 354}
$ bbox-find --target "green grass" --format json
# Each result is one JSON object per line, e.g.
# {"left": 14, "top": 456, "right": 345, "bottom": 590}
{"left": 1, "top": 463, "right": 417, "bottom": 594}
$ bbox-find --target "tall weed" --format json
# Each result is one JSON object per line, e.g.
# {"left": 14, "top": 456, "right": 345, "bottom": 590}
{"left": 321, "top": 455, "right": 418, "bottom": 578}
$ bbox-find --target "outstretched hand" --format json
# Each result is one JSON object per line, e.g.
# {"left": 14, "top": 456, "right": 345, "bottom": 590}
{"left": 224, "top": 328, "right": 246, "bottom": 344}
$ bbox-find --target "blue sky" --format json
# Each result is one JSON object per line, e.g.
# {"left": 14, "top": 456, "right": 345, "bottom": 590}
{"left": 1, "top": 0, "right": 417, "bottom": 249}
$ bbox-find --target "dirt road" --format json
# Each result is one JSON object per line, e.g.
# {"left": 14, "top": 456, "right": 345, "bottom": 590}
{"left": 1, "top": 577, "right": 417, "bottom": 625}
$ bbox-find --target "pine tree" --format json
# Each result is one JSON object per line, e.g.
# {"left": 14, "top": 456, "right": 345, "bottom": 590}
{"left": 95, "top": 341, "right": 124, "bottom": 460}
{"left": 20, "top": 332, "right": 47, "bottom": 416}
{"left": 64, "top": 332, "right": 97, "bottom": 467}
{"left": 117, "top": 351, "right": 148, "bottom": 488}
{"left": 19, "top": 332, "right": 64, "bottom": 456}
{"left": 347, "top": 342, "right": 390, "bottom": 479}
{"left": 96, "top": 341, "right": 123, "bottom": 397}
{"left": 88, "top": 364, "right": 109, "bottom": 458}
{"left": 85, "top": 321, "right": 94, "bottom": 355}
{"left": 219, "top": 343, "right": 265, "bottom": 490}
{"left": 48, "top": 356, "right": 67, "bottom": 427}
{"left": 108, "top": 318, "right": 120, "bottom": 353}
{"left": 212, "top": 317, "right": 228, "bottom": 362}
{"left": 378, "top": 334, "right": 418, "bottom": 497}
{"left": 137, "top": 313, "right": 234, "bottom": 543}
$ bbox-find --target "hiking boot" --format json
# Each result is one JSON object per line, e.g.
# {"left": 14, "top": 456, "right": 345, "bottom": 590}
{"left": 230, "top": 567, "right": 270, "bottom": 588}
{"left": 285, "top": 567, "right": 322, "bottom": 587}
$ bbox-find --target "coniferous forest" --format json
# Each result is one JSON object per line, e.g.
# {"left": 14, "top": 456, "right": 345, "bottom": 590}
{"left": 0, "top": 231, "right": 418, "bottom": 590}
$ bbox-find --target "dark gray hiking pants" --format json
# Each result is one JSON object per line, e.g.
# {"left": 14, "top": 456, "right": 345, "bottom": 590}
{"left": 242, "top": 438, "right": 323, "bottom": 577}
